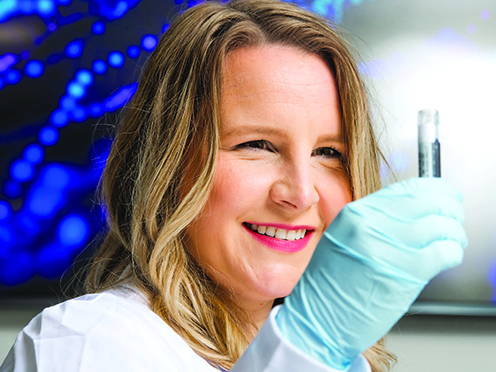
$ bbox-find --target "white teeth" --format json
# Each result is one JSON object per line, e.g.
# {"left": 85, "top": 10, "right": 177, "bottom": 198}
{"left": 266, "top": 226, "right": 276, "bottom": 237}
{"left": 296, "top": 229, "right": 304, "bottom": 239}
{"left": 275, "top": 229, "right": 287, "bottom": 239}
{"left": 247, "top": 223, "right": 306, "bottom": 240}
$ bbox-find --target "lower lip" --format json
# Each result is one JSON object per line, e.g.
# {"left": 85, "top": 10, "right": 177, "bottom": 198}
{"left": 243, "top": 224, "right": 314, "bottom": 253}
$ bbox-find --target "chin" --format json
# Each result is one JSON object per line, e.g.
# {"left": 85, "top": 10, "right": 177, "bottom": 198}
{"left": 254, "top": 267, "right": 303, "bottom": 301}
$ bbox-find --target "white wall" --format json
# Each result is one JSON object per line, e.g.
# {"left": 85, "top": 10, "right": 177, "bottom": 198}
{"left": 388, "top": 315, "right": 496, "bottom": 371}
{"left": 1, "top": 305, "right": 496, "bottom": 371}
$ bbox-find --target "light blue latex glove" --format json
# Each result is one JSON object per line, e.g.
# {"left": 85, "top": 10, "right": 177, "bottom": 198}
{"left": 275, "top": 178, "right": 468, "bottom": 370}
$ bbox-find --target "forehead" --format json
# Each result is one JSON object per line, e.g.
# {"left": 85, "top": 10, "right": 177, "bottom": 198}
{"left": 222, "top": 45, "right": 334, "bottom": 94}
{"left": 219, "top": 45, "right": 342, "bottom": 138}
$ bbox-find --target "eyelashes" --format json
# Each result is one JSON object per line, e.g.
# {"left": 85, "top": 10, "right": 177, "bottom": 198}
{"left": 235, "top": 140, "right": 274, "bottom": 151}
{"left": 311, "top": 146, "right": 342, "bottom": 159}
{"left": 234, "top": 140, "right": 342, "bottom": 159}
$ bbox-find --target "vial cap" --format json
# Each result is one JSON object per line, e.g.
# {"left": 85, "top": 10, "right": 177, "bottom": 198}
{"left": 418, "top": 109, "right": 439, "bottom": 126}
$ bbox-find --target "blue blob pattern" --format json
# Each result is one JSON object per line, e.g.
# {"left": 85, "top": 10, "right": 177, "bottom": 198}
{"left": 24, "top": 145, "right": 45, "bottom": 164}
{"left": 108, "top": 51, "right": 125, "bottom": 67}
{"left": 25, "top": 60, "right": 45, "bottom": 78}
{"left": 65, "top": 39, "right": 85, "bottom": 58}
{"left": 92, "top": 59, "right": 107, "bottom": 74}
{"left": 0, "top": 201, "right": 11, "bottom": 221}
{"left": 92, "top": 21, "right": 106, "bottom": 34}
{"left": 57, "top": 215, "right": 89, "bottom": 247}
{"left": 141, "top": 34, "right": 158, "bottom": 51}
{"left": 11, "top": 161, "right": 34, "bottom": 183}
{"left": 0, "top": 0, "right": 161, "bottom": 287}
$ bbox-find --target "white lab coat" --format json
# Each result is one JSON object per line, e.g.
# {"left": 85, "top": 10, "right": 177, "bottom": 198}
{"left": 0, "top": 284, "right": 370, "bottom": 372}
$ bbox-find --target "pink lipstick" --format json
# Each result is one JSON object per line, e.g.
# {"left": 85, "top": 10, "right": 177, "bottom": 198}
{"left": 242, "top": 222, "right": 315, "bottom": 253}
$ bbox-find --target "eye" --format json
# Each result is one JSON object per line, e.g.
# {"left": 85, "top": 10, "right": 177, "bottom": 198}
{"left": 312, "top": 146, "right": 342, "bottom": 159}
{"left": 235, "top": 140, "right": 274, "bottom": 151}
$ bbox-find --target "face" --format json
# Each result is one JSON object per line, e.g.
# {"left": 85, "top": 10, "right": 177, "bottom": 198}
{"left": 186, "top": 45, "right": 352, "bottom": 313}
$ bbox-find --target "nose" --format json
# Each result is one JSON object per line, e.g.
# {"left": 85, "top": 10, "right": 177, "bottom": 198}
{"left": 269, "top": 160, "right": 320, "bottom": 211}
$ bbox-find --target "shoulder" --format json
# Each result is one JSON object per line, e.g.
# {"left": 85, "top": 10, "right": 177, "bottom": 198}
{"left": 2, "top": 289, "right": 219, "bottom": 372}
{"left": 30, "top": 290, "right": 158, "bottom": 341}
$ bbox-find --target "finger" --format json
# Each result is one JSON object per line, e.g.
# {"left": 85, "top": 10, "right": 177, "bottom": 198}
{"left": 416, "top": 239, "right": 466, "bottom": 281}
{"left": 372, "top": 214, "right": 468, "bottom": 249}
{"left": 382, "top": 177, "right": 463, "bottom": 203}
{"left": 417, "top": 215, "right": 469, "bottom": 250}
{"left": 360, "top": 191, "right": 465, "bottom": 224}
{"left": 385, "top": 238, "right": 466, "bottom": 283}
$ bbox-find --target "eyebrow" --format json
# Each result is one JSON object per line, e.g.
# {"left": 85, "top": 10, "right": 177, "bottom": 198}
{"left": 221, "top": 125, "right": 344, "bottom": 143}
{"left": 316, "top": 133, "right": 345, "bottom": 143}
{"left": 221, "top": 125, "right": 288, "bottom": 139}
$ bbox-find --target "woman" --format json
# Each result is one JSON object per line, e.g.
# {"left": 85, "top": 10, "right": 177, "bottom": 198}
{"left": 1, "top": 1, "right": 467, "bottom": 371}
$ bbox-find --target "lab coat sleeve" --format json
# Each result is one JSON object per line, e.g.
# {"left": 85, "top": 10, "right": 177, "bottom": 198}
{"left": 232, "top": 306, "right": 371, "bottom": 372}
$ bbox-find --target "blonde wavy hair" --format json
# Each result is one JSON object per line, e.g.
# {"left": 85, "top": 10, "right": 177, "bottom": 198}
{"left": 86, "top": 0, "right": 395, "bottom": 370}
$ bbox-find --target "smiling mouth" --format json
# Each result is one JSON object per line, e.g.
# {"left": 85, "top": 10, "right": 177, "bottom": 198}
{"left": 243, "top": 222, "right": 310, "bottom": 241}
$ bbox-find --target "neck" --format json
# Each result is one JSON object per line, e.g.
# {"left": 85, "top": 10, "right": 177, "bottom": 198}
{"left": 243, "top": 299, "right": 274, "bottom": 341}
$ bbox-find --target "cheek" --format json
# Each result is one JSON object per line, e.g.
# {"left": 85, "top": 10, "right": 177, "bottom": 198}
{"left": 208, "top": 156, "right": 274, "bottom": 216}
{"left": 318, "top": 170, "right": 353, "bottom": 228}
